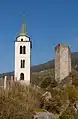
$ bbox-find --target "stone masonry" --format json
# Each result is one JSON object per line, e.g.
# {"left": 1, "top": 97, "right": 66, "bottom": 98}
{"left": 55, "top": 44, "right": 71, "bottom": 82}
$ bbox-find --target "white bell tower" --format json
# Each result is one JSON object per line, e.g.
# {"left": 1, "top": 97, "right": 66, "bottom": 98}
{"left": 15, "top": 22, "right": 32, "bottom": 84}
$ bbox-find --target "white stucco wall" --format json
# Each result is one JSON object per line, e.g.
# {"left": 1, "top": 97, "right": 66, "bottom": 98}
{"left": 15, "top": 36, "right": 31, "bottom": 84}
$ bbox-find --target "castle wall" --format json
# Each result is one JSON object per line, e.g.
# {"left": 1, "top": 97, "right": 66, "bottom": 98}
{"left": 55, "top": 46, "right": 60, "bottom": 81}
{"left": 55, "top": 44, "right": 71, "bottom": 82}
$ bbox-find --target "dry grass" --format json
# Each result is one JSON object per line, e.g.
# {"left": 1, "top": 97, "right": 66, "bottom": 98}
{"left": 0, "top": 82, "right": 42, "bottom": 119}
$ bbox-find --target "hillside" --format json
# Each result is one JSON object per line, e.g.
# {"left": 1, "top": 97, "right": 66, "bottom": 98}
{"left": 0, "top": 53, "right": 78, "bottom": 118}
{"left": 0, "top": 52, "right": 78, "bottom": 77}
{"left": 31, "top": 52, "right": 78, "bottom": 72}
{"left": 0, "top": 67, "right": 78, "bottom": 119}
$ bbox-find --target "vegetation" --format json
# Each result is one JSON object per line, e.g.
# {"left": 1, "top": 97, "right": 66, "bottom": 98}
{"left": 71, "top": 70, "right": 78, "bottom": 87}
{"left": 59, "top": 106, "right": 78, "bottom": 119}
{"left": 31, "top": 69, "right": 54, "bottom": 86}
{"left": 34, "top": 108, "right": 46, "bottom": 112}
{"left": 1, "top": 69, "right": 78, "bottom": 118}
{"left": 0, "top": 82, "right": 42, "bottom": 119}
{"left": 31, "top": 69, "right": 78, "bottom": 119}
{"left": 40, "top": 76, "right": 52, "bottom": 88}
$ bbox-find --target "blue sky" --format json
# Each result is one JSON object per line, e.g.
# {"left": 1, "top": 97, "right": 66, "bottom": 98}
{"left": 0, "top": 0, "right": 78, "bottom": 73}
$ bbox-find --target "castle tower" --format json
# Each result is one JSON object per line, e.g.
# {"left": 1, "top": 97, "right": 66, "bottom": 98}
{"left": 15, "top": 22, "right": 32, "bottom": 84}
{"left": 55, "top": 44, "right": 71, "bottom": 82}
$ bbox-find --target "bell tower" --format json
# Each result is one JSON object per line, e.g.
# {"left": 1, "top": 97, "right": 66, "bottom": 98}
{"left": 15, "top": 21, "right": 32, "bottom": 84}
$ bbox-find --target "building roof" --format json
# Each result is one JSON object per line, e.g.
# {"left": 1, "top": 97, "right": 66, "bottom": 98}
{"left": 19, "top": 23, "right": 27, "bottom": 36}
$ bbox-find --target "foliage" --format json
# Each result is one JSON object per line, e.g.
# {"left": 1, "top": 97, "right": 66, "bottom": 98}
{"left": 71, "top": 70, "right": 78, "bottom": 87}
{"left": 40, "top": 83, "right": 78, "bottom": 118}
{"left": 31, "top": 69, "right": 54, "bottom": 86}
{"left": 59, "top": 106, "right": 78, "bottom": 119}
{"left": 32, "top": 69, "right": 78, "bottom": 118}
{"left": 40, "top": 87, "right": 68, "bottom": 114}
{"left": 47, "top": 80, "right": 58, "bottom": 91}
{"left": 40, "top": 76, "right": 52, "bottom": 88}
{"left": 65, "top": 86, "right": 78, "bottom": 103}
{"left": 0, "top": 82, "right": 42, "bottom": 119}
{"left": 1, "top": 70, "right": 78, "bottom": 118}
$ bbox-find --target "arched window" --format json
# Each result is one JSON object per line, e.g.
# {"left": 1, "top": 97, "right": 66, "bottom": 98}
{"left": 23, "top": 46, "right": 26, "bottom": 54}
{"left": 20, "top": 73, "right": 24, "bottom": 80}
{"left": 21, "top": 39, "right": 23, "bottom": 41}
{"left": 20, "top": 46, "right": 22, "bottom": 54}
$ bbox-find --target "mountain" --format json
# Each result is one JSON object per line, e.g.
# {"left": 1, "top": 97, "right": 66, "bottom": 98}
{"left": 0, "top": 52, "right": 78, "bottom": 77}
{"left": 31, "top": 52, "right": 78, "bottom": 72}
{"left": 71, "top": 52, "right": 78, "bottom": 67}
{"left": 31, "top": 60, "right": 54, "bottom": 72}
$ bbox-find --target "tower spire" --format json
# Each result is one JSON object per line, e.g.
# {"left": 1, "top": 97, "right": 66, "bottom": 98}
{"left": 19, "top": 16, "right": 26, "bottom": 36}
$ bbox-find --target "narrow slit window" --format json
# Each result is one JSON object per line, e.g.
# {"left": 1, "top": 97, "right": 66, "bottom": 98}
{"left": 23, "top": 46, "right": 26, "bottom": 54}
{"left": 21, "top": 60, "right": 22, "bottom": 68}
{"left": 23, "top": 60, "right": 25, "bottom": 68}
{"left": 20, "top": 60, "right": 25, "bottom": 68}
{"left": 20, "top": 46, "right": 22, "bottom": 54}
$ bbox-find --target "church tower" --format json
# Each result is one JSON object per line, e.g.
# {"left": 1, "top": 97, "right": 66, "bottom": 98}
{"left": 15, "top": 22, "right": 32, "bottom": 84}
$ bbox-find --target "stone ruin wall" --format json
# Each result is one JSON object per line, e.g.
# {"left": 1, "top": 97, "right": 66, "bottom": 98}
{"left": 55, "top": 44, "right": 71, "bottom": 82}
{"left": 55, "top": 45, "right": 60, "bottom": 81}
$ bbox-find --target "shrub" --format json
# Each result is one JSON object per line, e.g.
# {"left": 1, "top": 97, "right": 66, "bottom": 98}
{"left": 40, "top": 76, "right": 52, "bottom": 88}
{"left": 0, "top": 82, "right": 42, "bottom": 119}
{"left": 65, "top": 85, "right": 78, "bottom": 103}
{"left": 71, "top": 71, "right": 78, "bottom": 87}
{"left": 40, "top": 88, "right": 68, "bottom": 114}
{"left": 59, "top": 106, "right": 78, "bottom": 119}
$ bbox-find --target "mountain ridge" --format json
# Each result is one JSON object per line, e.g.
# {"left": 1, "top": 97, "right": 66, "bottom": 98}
{"left": 0, "top": 52, "right": 78, "bottom": 77}
{"left": 31, "top": 52, "right": 78, "bottom": 72}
